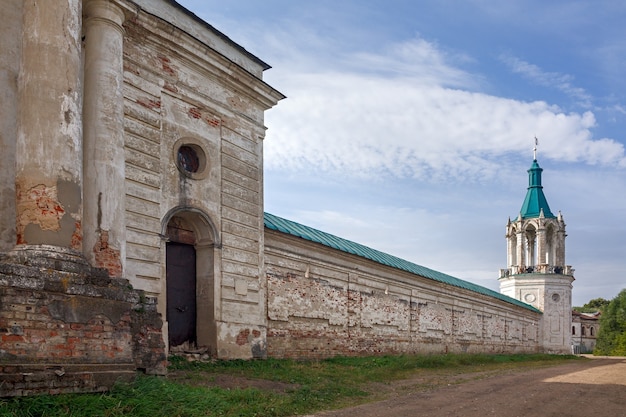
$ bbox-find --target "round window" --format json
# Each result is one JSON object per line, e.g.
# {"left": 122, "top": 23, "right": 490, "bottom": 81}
{"left": 174, "top": 141, "right": 208, "bottom": 179}
{"left": 551, "top": 293, "right": 560, "bottom": 302}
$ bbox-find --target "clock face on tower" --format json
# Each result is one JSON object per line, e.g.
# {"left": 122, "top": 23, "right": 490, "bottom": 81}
{"left": 551, "top": 293, "right": 560, "bottom": 302}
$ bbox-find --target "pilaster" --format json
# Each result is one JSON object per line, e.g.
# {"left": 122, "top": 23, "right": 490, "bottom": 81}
{"left": 0, "top": 1, "right": 22, "bottom": 252}
{"left": 516, "top": 228, "right": 525, "bottom": 269}
{"left": 82, "top": 0, "right": 128, "bottom": 276}
{"left": 537, "top": 225, "right": 546, "bottom": 265}
{"left": 15, "top": 0, "right": 83, "bottom": 250}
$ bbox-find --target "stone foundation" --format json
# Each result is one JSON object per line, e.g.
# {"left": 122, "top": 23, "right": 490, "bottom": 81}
{"left": 0, "top": 246, "right": 166, "bottom": 397}
{"left": 0, "top": 363, "right": 136, "bottom": 397}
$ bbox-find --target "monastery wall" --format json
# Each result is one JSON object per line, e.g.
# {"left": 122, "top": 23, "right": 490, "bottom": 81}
{"left": 265, "top": 230, "right": 542, "bottom": 359}
{"left": 0, "top": 0, "right": 568, "bottom": 398}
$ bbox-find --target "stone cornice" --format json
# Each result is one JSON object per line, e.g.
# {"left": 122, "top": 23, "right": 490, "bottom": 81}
{"left": 128, "top": 7, "right": 285, "bottom": 112}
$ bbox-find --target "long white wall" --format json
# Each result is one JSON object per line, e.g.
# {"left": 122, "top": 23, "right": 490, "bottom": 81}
{"left": 265, "top": 229, "right": 542, "bottom": 359}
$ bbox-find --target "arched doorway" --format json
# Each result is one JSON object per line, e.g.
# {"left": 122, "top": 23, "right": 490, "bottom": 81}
{"left": 166, "top": 217, "right": 197, "bottom": 348}
{"left": 163, "top": 208, "right": 219, "bottom": 354}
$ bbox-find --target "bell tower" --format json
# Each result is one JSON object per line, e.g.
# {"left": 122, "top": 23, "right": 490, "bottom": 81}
{"left": 499, "top": 148, "right": 574, "bottom": 353}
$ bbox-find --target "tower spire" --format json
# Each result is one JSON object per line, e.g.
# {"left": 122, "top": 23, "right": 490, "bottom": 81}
{"left": 533, "top": 136, "right": 538, "bottom": 160}
{"left": 519, "top": 158, "right": 554, "bottom": 219}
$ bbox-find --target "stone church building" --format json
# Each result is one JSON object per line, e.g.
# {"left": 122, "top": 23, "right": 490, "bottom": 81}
{"left": 0, "top": 0, "right": 574, "bottom": 396}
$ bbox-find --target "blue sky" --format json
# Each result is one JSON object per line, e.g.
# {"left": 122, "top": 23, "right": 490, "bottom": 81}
{"left": 176, "top": 0, "right": 626, "bottom": 306}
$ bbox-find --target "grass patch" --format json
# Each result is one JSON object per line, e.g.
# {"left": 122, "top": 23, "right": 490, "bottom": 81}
{"left": 0, "top": 353, "right": 579, "bottom": 417}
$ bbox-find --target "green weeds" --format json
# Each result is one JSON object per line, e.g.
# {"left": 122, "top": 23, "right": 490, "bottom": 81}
{"left": 0, "top": 353, "right": 578, "bottom": 417}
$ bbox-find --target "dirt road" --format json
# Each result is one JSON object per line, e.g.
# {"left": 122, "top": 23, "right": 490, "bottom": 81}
{"left": 310, "top": 357, "right": 626, "bottom": 417}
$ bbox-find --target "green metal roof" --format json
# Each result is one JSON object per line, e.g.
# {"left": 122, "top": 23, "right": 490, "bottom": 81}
{"left": 264, "top": 212, "right": 540, "bottom": 313}
{"left": 519, "top": 159, "right": 555, "bottom": 219}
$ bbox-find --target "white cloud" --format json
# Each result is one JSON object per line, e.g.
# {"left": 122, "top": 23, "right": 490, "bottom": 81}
{"left": 499, "top": 54, "right": 593, "bottom": 107}
{"left": 349, "top": 37, "right": 478, "bottom": 89}
{"left": 265, "top": 66, "right": 626, "bottom": 180}
{"left": 613, "top": 105, "right": 626, "bottom": 116}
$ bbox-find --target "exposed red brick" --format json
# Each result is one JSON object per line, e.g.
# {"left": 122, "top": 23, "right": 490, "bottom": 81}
{"left": 157, "top": 54, "right": 177, "bottom": 77}
{"left": 136, "top": 98, "right": 161, "bottom": 110}
{"left": 93, "top": 230, "right": 122, "bottom": 277}
{"left": 187, "top": 107, "right": 221, "bottom": 127}
{"left": 15, "top": 183, "right": 64, "bottom": 242}
{"left": 2, "top": 334, "right": 25, "bottom": 343}
{"left": 166, "top": 220, "right": 196, "bottom": 245}
{"left": 236, "top": 329, "right": 250, "bottom": 346}
{"left": 188, "top": 107, "right": 202, "bottom": 119}
{"left": 71, "top": 220, "right": 82, "bottom": 250}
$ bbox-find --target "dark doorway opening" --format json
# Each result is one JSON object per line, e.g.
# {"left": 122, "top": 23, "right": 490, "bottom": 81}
{"left": 163, "top": 210, "right": 217, "bottom": 355}
{"left": 166, "top": 242, "right": 197, "bottom": 347}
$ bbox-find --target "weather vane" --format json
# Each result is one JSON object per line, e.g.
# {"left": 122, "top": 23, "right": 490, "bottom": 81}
{"left": 533, "top": 136, "right": 539, "bottom": 160}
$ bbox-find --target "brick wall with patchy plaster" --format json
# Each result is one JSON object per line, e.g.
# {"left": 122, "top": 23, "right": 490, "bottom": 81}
{"left": 265, "top": 230, "right": 540, "bottom": 359}
{"left": 15, "top": 180, "right": 82, "bottom": 250}
{"left": 0, "top": 247, "right": 166, "bottom": 397}
{"left": 14, "top": 0, "right": 84, "bottom": 252}
{"left": 93, "top": 230, "right": 123, "bottom": 278}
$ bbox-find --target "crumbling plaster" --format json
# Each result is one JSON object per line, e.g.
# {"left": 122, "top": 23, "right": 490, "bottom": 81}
{"left": 0, "top": 0, "right": 22, "bottom": 251}
{"left": 119, "top": 4, "right": 282, "bottom": 358}
{"left": 265, "top": 230, "right": 541, "bottom": 359}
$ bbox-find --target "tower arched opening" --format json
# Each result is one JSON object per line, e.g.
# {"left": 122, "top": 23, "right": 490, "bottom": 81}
{"left": 545, "top": 223, "right": 555, "bottom": 266}
{"left": 524, "top": 223, "right": 537, "bottom": 271}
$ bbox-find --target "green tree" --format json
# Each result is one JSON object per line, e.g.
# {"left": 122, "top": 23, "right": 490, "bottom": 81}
{"left": 573, "top": 297, "right": 610, "bottom": 313}
{"left": 584, "top": 298, "right": 610, "bottom": 310}
{"left": 594, "top": 289, "right": 626, "bottom": 356}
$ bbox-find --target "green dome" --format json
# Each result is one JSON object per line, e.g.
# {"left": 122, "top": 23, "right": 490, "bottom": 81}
{"left": 519, "top": 159, "right": 555, "bottom": 219}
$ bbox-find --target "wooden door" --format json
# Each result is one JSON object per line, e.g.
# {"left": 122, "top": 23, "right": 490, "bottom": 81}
{"left": 166, "top": 242, "right": 197, "bottom": 347}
